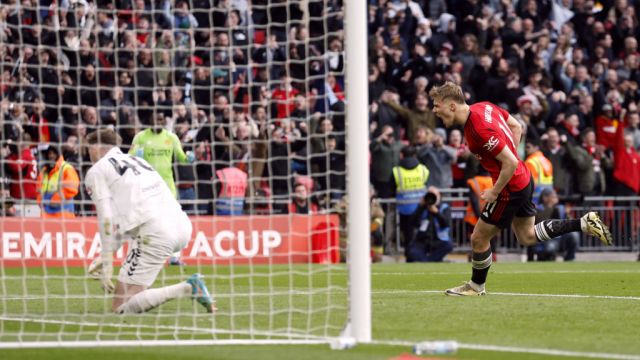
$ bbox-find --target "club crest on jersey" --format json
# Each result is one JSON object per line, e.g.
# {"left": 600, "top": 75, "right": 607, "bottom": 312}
{"left": 483, "top": 136, "right": 499, "bottom": 151}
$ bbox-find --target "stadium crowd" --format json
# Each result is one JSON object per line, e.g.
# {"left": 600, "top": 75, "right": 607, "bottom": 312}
{"left": 0, "top": 0, "right": 639, "bottom": 257}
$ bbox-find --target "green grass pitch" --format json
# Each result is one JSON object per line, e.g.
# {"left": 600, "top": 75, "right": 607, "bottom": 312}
{"left": 1, "top": 261, "right": 639, "bottom": 359}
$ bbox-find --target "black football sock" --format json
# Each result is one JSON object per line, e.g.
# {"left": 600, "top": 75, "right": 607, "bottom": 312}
{"left": 471, "top": 248, "right": 492, "bottom": 287}
{"left": 534, "top": 219, "right": 581, "bottom": 242}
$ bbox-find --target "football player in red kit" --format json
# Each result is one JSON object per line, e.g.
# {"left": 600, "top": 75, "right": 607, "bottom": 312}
{"left": 429, "top": 82, "right": 612, "bottom": 296}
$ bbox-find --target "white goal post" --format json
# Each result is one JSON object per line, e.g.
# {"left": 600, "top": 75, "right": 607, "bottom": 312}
{"left": 345, "top": 0, "right": 372, "bottom": 344}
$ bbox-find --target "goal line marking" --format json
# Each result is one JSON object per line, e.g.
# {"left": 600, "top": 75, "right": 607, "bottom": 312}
{"left": 372, "top": 270, "right": 640, "bottom": 275}
{"left": 1, "top": 316, "right": 638, "bottom": 359}
{"left": 0, "top": 316, "right": 327, "bottom": 340}
{"left": 3, "top": 290, "right": 640, "bottom": 301}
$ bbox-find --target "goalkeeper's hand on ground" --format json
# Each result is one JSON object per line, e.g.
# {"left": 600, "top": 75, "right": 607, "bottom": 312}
{"left": 101, "top": 262, "right": 115, "bottom": 293}
{"left": 87, "top": 257, "right": 103, "bottom": 279}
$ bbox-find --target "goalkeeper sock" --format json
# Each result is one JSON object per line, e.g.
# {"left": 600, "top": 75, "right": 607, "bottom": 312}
{"left": 534, "top": 219, "right": 581, "bottom": 242}
{"left": 471, "top": 248, "right": 492, "bottom": 288}
{"left": 116, "top": 283, "right": 191, "bottom": 314}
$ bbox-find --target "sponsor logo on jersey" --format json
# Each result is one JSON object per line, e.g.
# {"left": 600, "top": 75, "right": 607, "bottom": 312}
{"left": 483, "top": 136, "right": 499, "bottom": 151}
{"left": 147, "top": 149, "right": 172, "bottom": 156}
{"left": 484, "top": 105, "right": 493, "bottom": 123}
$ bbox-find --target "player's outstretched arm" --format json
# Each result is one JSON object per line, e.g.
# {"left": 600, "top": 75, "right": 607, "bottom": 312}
{"left": 171, "top": 133, "right": 194, "bottom": 163}
{"left": 95, "top": 197, "right": 117, "bottom": 293}
{"left": 85, "top": 170, "right": 117, "bottom": 292}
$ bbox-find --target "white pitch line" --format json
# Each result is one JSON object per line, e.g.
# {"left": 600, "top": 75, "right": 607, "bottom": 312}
{"left": 0, "top": 316, "right": 325, "bottom": 341}
{"left": 1, "top": 317, "right": 637, "bottom": 360}
{"left": 374, "top": 339, "right": 640, "bottom": 360}
{"left": 0, "top": 339, "right": 328, "bottom": 349}
{"left": 370, "top": 289, "right": 640, "bottom": 300}
{"left": 4, "top": 290, "right": 640, "bottom": 301}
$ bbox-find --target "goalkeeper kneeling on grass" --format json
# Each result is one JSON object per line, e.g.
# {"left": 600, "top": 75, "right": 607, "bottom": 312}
{"left": 84, "top": 128, "right": 215, "bottom": 314}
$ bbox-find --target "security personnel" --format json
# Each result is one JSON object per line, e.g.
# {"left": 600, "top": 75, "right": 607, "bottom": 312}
{"left": 391, "top": 145, "right": 430, "bottom": 257}
{"left": 524, "top": 139, "right": 554, "bottom": 205}
{"left": 215, "top": 166, "right": 248, "bottom": 215}
{"left": 36, "top": 145, "right": 80, "bottom": 218}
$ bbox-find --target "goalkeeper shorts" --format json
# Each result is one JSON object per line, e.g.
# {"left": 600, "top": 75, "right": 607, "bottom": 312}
{"left": 118, "top": 210, "right": 192, "bottom": 287}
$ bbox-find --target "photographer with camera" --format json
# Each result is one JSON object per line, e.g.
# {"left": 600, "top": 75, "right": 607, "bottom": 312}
{"left": 406, "top": 186, "right": 453, "bottom": 262}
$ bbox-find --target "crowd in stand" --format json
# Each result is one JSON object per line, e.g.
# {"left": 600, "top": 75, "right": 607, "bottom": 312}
{"left": 1, "top": 0, "right": 640, "bottom": 225}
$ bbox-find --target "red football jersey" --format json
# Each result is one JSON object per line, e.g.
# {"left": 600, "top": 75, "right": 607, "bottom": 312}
{"left": 464, "top": 102, "right": 531, "bottom": 192}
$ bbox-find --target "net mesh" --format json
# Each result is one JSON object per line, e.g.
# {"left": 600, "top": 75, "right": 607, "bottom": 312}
{"left": 0, "top": 0, "right": 351, "bottom": 345}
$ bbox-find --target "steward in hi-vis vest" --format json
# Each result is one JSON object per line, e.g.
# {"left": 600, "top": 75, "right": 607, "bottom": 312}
{"left": 36, "top": 145, "right": 79, "bottom": 218}
{"left": 524, "top": 139, "right": 553, "bottom": 204}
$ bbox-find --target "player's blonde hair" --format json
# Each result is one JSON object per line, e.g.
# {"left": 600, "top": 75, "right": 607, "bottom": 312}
{"left": 86, "top": 128, "right": 122, "bottom": 146}
{"left": 428, "top": 81, "right": 466, "bottom": 104}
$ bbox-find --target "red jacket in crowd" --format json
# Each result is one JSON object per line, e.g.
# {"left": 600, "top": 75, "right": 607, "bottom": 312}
{"left": 5, "top": 147, "right": 38, "bottom": 199}
{"left": 272, "top": 86, "right": 299, "bottom": 119}
{"left": 595, "top": 115, "right": 619, "bottom": 150}
{"left": 613, "top": 120, "right": 640, "bottom": 193}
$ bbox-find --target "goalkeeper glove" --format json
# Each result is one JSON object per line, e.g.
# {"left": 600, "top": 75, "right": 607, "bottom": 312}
{"left": 186, "top": 150, "right": 195, "bottom": 163}
{"left": 101, "top": 261, "right": 115, "bottom": 293}
{"left": 134, "top": 147, "right": 144, "bottom": 158}
{"left": 87, "top": 257, "right": 103, "bottom": 279}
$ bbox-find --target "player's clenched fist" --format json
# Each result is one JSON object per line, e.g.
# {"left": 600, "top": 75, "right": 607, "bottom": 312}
{"left": 480, "top": 188, "right": 498, "bottom": 203}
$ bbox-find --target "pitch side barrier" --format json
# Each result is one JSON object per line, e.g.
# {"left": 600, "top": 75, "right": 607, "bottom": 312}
{"left": 2, "top": 192, "right": 638, "bottom": 256}
{"left": 378, "top": 192, "right": 640, "bottom": 253}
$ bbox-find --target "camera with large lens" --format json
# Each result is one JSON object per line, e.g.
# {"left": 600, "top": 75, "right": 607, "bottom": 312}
{"left": 424, "top": 191, "right": 437, "bottom": 206}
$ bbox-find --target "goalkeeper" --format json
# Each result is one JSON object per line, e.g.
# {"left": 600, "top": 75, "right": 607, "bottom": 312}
{"left": 129, "top": 112, "right": 194, "bottom": 198}
{"left": 129, "top": 113, "right": 195, "bottom": 265}
{"left": 85, "top": 128, "right": 214, "bottom": 314}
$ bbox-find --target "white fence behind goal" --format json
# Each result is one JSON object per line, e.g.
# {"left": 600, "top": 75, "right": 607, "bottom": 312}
{"left": 0, "top": 0, "right": 370, "bottom": 347}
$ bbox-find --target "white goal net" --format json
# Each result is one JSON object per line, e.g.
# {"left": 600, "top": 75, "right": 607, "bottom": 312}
{"left": 0, "top": 0, "right": 370, "bottom": 347}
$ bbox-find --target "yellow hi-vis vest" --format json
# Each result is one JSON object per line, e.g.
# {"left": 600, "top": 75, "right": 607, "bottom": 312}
{"left": 525, "top": 151, "right": 553, "bottom": 204}
{"left": 526, "top": 152, "right": 553, "bottom": 185}
{"left": 392, "top": 164, "right": 430, "bottom": 215}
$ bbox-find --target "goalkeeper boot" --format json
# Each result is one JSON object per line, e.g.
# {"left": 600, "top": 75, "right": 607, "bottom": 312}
{"left": 445, "top": 281, "right": 486, "bottom": 296}
{"left": 187, "top": 273, "right": 216, "bottom": 313}
{"left": 580, "top": 212, "right": 613, "bottom": 246}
